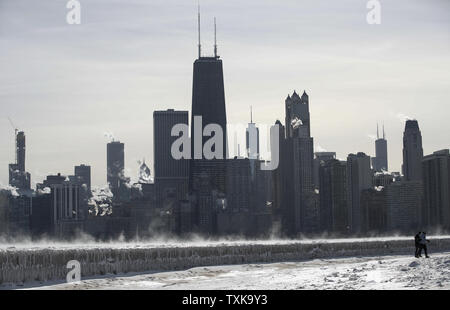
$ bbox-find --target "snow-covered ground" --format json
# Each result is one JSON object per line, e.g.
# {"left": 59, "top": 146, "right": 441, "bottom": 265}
{"left": 25, "top": 252, "right": 450, "bottom": 290}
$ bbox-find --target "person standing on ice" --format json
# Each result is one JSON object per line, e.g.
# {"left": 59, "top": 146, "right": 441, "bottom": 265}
{"left": 418, "top": 232, "right": 430, "bottom": 258}
{"left": 414, "top": 232, "right": 422, "bottom": 258}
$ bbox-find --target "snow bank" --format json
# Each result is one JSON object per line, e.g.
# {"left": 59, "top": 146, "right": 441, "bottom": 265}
{"left": 1, "top": 237, "right": 450, "bottom": 286}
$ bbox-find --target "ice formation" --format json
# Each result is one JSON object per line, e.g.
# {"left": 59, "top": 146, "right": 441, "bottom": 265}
{"left": 1, "top": 237, "right": 450, "bottom": 286}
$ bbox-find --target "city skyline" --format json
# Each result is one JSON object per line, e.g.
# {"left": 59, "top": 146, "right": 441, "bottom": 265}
{"left": 1, "top": 0, "right": 450, "bottom": 187}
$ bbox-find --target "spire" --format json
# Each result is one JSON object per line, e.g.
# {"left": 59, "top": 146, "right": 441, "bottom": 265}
{"left": 214, "top": 17, "right": 218, "bottom": 58}
{"left": 301, "top": 90, "right": 309, "bottom": 103}
{"left": 377, "top": 123, "right": 379, "bottom": 140}
{"left": 250, "top": 106, "right": 253, "bottom": 123}
{"left": 198, "top": 2, "right": 201, "bottom": 58}
{"left": 383, "top": 124, "right": 386, "bottom": 140}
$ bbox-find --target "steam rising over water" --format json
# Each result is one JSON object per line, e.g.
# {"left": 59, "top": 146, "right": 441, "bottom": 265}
{"left": 2, "top": 235, "right": 450, "bottom": 251}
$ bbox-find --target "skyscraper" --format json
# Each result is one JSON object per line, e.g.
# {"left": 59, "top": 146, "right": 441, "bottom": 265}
{"left": 402, "top": 120, "right": 423, "bottom": 181}
{"left": 282, "top": 91, "right": 316, "bottom": 235}
{"left": 272, "top": 120, "right": 286, "bottom": 224}
{"left": 16, "top": 131, "right": 25, "bottom": 172}
{"left": 319, "top": 159, "right": 349, "bottom": 234}
{"left": 8, "top": 131, "right": 30, "bottom": 190}
{"left": 189, "top": 12, "right": 227, "bottom": 234}
{"left": 153, "top": 109, "right": 189, "bottom": 203}
{"left": 285, "top": 91, "right": 311, "bottom": 139}
{"left": 313, "top": 152, "right": 336, "bottom": 190}
{"left": 245, "top": 107, "right": 261, "bottom": 216}
{"left": 360, "top": 188, "right": 386, "bottom": 233}
{"left": 190, "top": 55, "right": 228, "bottom": 193}
{"left": 50, "top": 181, "right": 81, "bottom": 236}
{"left": 386, "top": 181, "right": 422, "bottom": 232}
{"left": 36, "top": 173, "right": 83, "bottom": 237}
{"left": 74, "top": 164, "right": 91, "bottom": 192}
{"left": 373, "top": 124, "right": 388, "bottom": 172}
{"left": 347, "top": 152, "right": 372, "bottom": 234}
{"left": 107, "top": 141, "right": 125, "bottom": 196}
{"left": 226, "top": 158, "right": 252, "bottom": 213}
{"left": 422, "top": 149, "right": 450, "bottom": 230}
{"left": 246, "top": 107, "right": 259, "bottom": 160}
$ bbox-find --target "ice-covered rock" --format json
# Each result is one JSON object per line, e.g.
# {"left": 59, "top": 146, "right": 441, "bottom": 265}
{"left": 1, "top": 237, "right": 450, "bottom": 286}
{"left": 409, "top": 261, "right": 420, "bottom": 268}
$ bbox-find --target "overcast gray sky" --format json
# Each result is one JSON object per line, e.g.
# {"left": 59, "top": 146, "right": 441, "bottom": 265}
{"left": 1, "top": 0, "right": 449, "bottom": 187}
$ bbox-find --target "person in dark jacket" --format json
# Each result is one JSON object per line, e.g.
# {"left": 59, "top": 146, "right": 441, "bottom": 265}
{"left": 414, "top": 232, "right": 422, "bottom": 258}
{"left": 418, "top": 232, "right": 430, "bottom": 258}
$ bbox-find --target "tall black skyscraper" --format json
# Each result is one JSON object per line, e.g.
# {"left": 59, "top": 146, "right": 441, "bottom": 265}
{"left": 285, "top": 91, "right": 311, "bottom": 139}
{"left": 282, "top": 91, "right": 316, "bottom": 235}
{"left": 190, "top": 12, "right": 227, "bottom": 195}
{"left": 402, "top": 120, "right": 423, "bottom": 181}
{"left": 154, "top": 109, "right": 189, "bottom": 203}
{"left": 9, "top": 131, "right": 31, "bottom": 190}
{"left": 16, "top": 131, "right": 25, "bottom": 172}
{"left": 107, "top": 141, "right": 125, "bottom": 196}
{"left": 347, "top": 152, "right": 372, "bottom": 234}
{"left": 188, "top": 12, "right": 228, "bottom": 235}
{"left": 373, "top": 124, "right": 388, "bottom": 172}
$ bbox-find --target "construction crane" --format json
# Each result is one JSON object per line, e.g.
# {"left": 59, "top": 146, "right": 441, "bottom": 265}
{"left": 7, "top": 117, "right": 18, "bottom": 164}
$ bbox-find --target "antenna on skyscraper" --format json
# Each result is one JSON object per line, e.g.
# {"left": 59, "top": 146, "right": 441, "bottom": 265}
{"left": 7, "top": 116, "right": 19, "bottom": 164}
{"left": 7, "top": 117, "right": 18, "bottom": 137}
{"left": 214, "top": 17, "right": 218, "bottom": 58}
{"left": 383, "top": 123, "right": 386, "bottom": 140}
{"left": 377, "top": 123, "right": 379, "bottom": 140}
{"left": 250, "top": 106, "right": 253, "bottom": 123}
{"left": 198, "top": 2, "right": 202, "bottom": 58}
